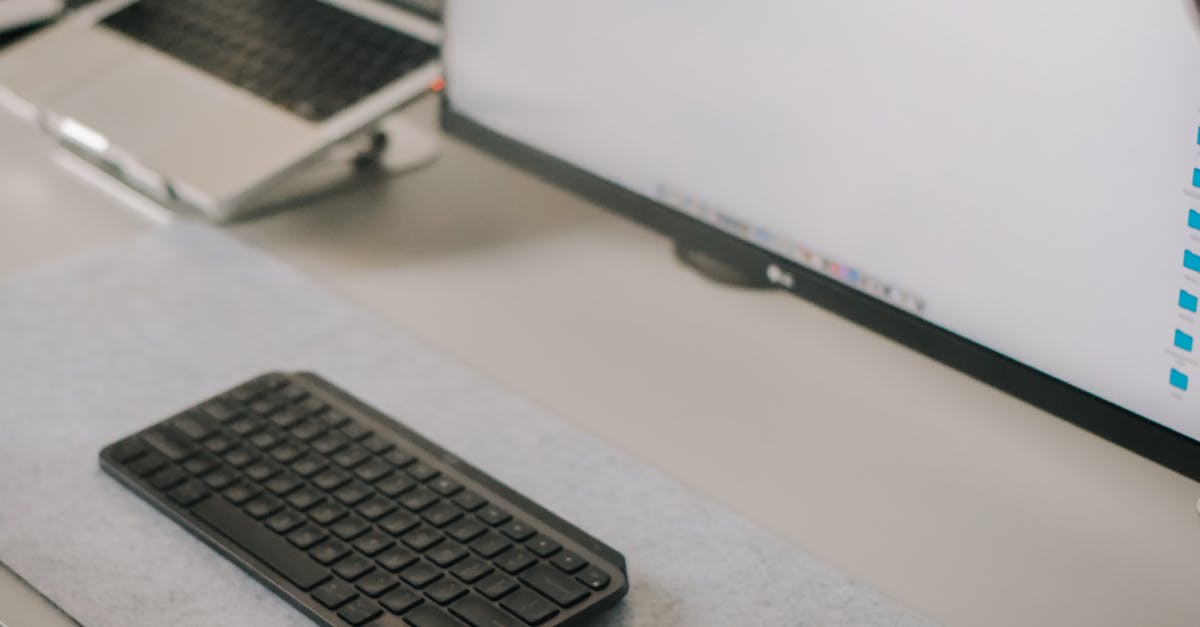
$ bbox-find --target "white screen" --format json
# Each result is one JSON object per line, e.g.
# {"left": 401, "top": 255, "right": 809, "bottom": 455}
{"left": 445, "top": 0, "right": 1200, "bottom": 442}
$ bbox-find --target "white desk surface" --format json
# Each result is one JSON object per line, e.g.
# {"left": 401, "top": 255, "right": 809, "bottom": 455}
{"left": 2, "top": 96, "right": 1199, "bottom": 627}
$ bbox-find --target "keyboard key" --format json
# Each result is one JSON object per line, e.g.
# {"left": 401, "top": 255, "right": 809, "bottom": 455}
{"left": 499, "top": 588, "right": 558, "bottom": 625}
{"left": 549, "top": 550, "right": 586, "bottom": 574}
{"left": 286, "top": 486, "right": 325, "bottom": 511}
{"left": 377, "top": 473, "right": 416, "bottom": 497}
{"left": 469, "top": 532, "right": 510, "bottom": 559}
{"left": 199, "top": 400, "right": 238, "bottom": 422}
{"left": 338, "top": 598, "right": 382, "bottom": 625}
{"left": 477, "top": 506, "right": 511, "bottom": 526}
{"left": 181, "top": 452, "right": 219, "bottom": 475}
{"left": 269, "top": 407, "right": 308, "bottom": 429}
{"left": 192, "top": 497, "right": 328, "bottom": 590}
{"left": 422, "top": 502, "right": 462, "bottom": 528}
{"left": 244, "top": 495, "right": 284, "bottom": 519}
{"left": 313, "top": 578, "right": 359, "bottom": 609}
{"left": 520, "top": 564, "right": 589, "bottom": 607}
{"left": 309, "top": 501, "right": 348, "bottom": 526}
{"left": 494, "top": 548, "right": 536, "bottom": 575}
{"left": 449, "top": 556, "right": 493, "bottom": 584}
{"left": 144, "top": 428, "right": 198, "bottom": 462}
{"left": 290, "top": 454, "right": 328, "bottom": 477}
{"left": 362, "top": 435, "right": 393, "bottom": 454}
{"left": 265, "top": 508, "right": 307, "bottom": 534}
{"left": 341, "top": 421, "right": 372, "bottom": 441}
{"left": 287, "top": 524, "right": 327, "bottom": 550}
{"left": 333, "top": 553, "right": 375, "bottom": 581}
{"left": 474, "top": 573, "right": 517, "bottom": 601}
{"left": 452, "top": 490, "right": 487, "bottom": 512}
{"left": 312, "top": 432, "right": 350, "bottom": 455}
{"left": 149, "top": 466, "right": 187, "bottom": 490}
{"left": 168, "top": 480, "right": 210, "bottom": 506}
{"left": 229, "top": 417, "right": 264, "bottom": 437}
{"left": 406, "top": 462, "right": 439, "bottom": 482}
{"left": 269, "top": 442, "right": 305, "bottom": 464}
{"left": 379, "top": 587, "right": 423, "bottom": 614}
{"left": 289, "top": 418, "right": 327, "bottom": 442}
{"left": 380, "top": 510, "right": 420, "bottom": 536}
{"left": 223, "top": 483, "right": 260, "bottom": 505}
{"left": 203, "top": 434, "right": 236, "bottom": 454}
{"left": 264, "top": 472, "right": 303, "bottom": 496}
{"left": 333, "top": 444, "right": 371, "bottom": 469}
{"left": 334, "top": 481, "right": 373, "bottom": 506}
{"left": 399, "top": 487, "right": 438, "bottom": 512}
{"left": 428, "top": 476, "right": 462, "bottom": 497}
{"left": 376, "top": 545, "right": 419, "bottom": 572}
{"left": 404, "top": 603, "right": 469, "bottom": 627}
{"left": 575, "top": 567, "right": 611, "bottom": 591}
{"left": 322, "top": 411, "right": 353, "bottom": 429}
{"left": 400, "top": 560, "right": 443, "bottom": 588}
{"left": 354, "top": 529, "right": 396, "bottom": 556}
{"left": 249, "top": 428, "right": 285, "bottom": 450}
{"left": 450, "top": 595, "right": 524, "bottom": 627}
{"left": 170, "top": 413, "right": 219, "bottom": 440}
{"left": 222, "top": 447, "right": 258, "bottom": 468}
{"left": 426, "top": 542, "right": 468, "bottom": 567}
{"left": 426, "top": 578, "right": 468, "bottom": 605}
{"left": 313, "top": 467, "right": 352, "bottom": 491}
{"left": 402, "top": 525, "right": 443, "bottom": 551}
{"left": 499, "top": 520, "right": 535, "bottom": 542}
{"left": 203, "top": 466, "right": 240, "bottom": 490}
{"left": 109, "top": 437, "right": 147, "bottom": 461}
{"left": 383, "top": 449, "right": 415, "bottom": 468}
{"left": 525, "top": 535, "right": 560, "bottom": 558}
{"left": 331, "top": 514, "right": 372, "bottom": 541}
{"left": 310, "top": 539, "right": 351, "bottom": 565}
{"left": 356, "top": 496, "right": 397, "bottom": 521}
{"left": 299, "top": 397, "right": 327, "bottom": 415}
{"left": 244, "top": 460, "right": 281, "bottom": 482}
{"left": 446, "top": 517, "right": 487, "bottom": 543}
{"left": 354, "top": 458, "right": 392, "bottom": 483}
{"left": 355, "top": 570, "right": 398, "bottom": 597}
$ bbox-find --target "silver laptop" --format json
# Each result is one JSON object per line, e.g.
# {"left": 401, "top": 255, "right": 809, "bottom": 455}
{"left": 0, "top": 0, "right": 442, "bottom": 221}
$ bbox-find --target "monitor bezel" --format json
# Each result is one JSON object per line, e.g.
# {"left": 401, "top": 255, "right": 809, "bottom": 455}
{"left": 441, "top": 97, "right": 1200, "bottom": 483}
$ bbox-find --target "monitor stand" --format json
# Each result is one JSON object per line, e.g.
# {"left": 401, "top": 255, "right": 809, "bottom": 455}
{"left": 673, "top": 241, "right": 775, "bottom": 289}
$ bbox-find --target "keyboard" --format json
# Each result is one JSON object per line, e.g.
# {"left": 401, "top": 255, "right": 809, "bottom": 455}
{"left": 101, "top": 0, "right": 439, "bottom": 122}
{"left": 99, "top": 372, "right": 627, "bottom": 627}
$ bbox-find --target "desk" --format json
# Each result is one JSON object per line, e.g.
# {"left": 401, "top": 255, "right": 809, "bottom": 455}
{"left": 2, "top": 95, "right": 1199, "bottom": 627}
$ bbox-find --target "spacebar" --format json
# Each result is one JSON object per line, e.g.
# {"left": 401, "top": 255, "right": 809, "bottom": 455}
{"left": 192, "top": 497, "right": 330, "bottom": 590}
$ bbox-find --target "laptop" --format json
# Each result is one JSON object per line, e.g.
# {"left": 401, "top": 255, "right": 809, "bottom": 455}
{"left": 0, "top": 0, "right": 443, "bottom": 221}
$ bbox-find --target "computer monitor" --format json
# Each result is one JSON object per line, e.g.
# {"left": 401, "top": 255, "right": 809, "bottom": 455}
{"left": 441, "top": 1, "right": 1200, "bottom": 480}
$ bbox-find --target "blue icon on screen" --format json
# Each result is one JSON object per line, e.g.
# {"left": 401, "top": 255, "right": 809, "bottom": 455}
{"left": 1191, "top": 210, "right": 1200, "bottom": 231}
{"left": 1181, "top": 290, "right": 1199, "bottom": 313}
{"left": 1175, "top": 330, "right": 1194, "bottom": 352}
{"left": 1186, "top": 250, "right": 1200, "bottom": 273}
{"left": 1171, "top": 369, "right": 1190, "bottom": 391}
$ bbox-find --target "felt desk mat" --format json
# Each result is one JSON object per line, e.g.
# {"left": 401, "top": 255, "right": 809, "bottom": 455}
{"left": 0, "top": 225, "right": 932, "bottom": 627}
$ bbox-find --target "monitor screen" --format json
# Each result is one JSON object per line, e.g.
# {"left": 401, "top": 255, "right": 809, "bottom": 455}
{"left": 443, "top": 2, "right": 1200, "bottom": 457}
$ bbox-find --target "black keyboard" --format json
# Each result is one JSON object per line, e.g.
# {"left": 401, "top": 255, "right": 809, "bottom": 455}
{"left": 100, "top": 372, "right": 627, "bottom": 627}
{"left": 101, "top": 0, "right": 439, "bottom": 122}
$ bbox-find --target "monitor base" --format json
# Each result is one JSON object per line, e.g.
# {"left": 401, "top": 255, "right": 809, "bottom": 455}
{"left": 674, "top": 241, "right": 775, "bottom": 289}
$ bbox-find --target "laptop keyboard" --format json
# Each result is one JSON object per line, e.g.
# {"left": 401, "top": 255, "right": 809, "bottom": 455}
{"left": 100, "top": 372, "right": 627, "bottom": 626}
{"left": 101, "top": 0, "right": 439, "bottom": 122}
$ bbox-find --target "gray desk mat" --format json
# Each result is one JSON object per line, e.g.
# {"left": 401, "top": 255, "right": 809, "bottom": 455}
{"left": 0, "top": 225, "right": 932, "bottom": 627}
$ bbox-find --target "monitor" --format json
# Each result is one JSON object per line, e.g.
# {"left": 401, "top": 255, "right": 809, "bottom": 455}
{"left": 441, "top": 0, "right": 1200, "bottom": 480}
